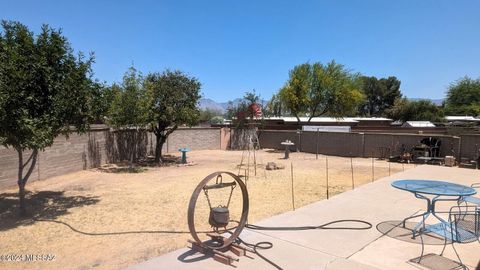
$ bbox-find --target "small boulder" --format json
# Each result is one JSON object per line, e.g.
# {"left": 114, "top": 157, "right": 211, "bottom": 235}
{"left": 266, "top": 162, "right": 284, "bottom": 170}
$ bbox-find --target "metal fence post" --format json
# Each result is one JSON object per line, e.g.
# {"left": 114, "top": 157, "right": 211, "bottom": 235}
{"left": 291, "top": 162, "right": 295, "bottom": 210}
{"left": 326, "top": 156, "right": 329, "bottom": 199}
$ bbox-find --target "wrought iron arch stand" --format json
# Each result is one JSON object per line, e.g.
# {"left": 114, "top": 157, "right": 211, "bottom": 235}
{"left": 187, "top": 171, "right": 250, "bottom": 264}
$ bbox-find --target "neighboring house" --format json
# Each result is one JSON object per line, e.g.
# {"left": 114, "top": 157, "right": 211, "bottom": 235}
{"left": 402, "top": 121, "right": 436, "bottom": 128}
{"left": 445, "top": 116, "right": 480, "bottom": 124}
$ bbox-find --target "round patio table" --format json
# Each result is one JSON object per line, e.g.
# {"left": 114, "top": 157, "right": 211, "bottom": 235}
{"left": 391, "top": 179, "right": 476, "bottom": 238}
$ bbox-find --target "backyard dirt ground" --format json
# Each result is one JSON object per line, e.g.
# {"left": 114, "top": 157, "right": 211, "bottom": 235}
{"left": 0, "top": 149, "right": 416, "bottom": 270}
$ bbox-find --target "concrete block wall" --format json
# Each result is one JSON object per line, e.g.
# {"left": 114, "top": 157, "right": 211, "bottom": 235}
{"left": 0, "top": 127, "right": 223, "bottom": 189}
{"left": 364, "top": 133, "right": 460, "bottom": 158}
{"left": 0, "top": 130, "right": 109, "bottom": 189}
{"left": 459, "top": 134, "right": 480, "bottom": 160}
{"left": 302, "top": 131, "right": 363, "bottom": 157}
{"left": 258, "top": 130, "right": 466, "bottom": 159}
{"left": 164, "top": 128, "right": 221, "bottom": 153}
{"left": 258, "top": 130, "right": 298, "bottom": 150}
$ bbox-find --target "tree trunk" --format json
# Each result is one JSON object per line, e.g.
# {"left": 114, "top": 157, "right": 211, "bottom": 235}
{"left": 17, "top": 148, "right": 26, "bottom": 216}
{"left": 154, "top": 135, "right": 166, "bottom": 164}
{"left": 16, "top": 147, "right": 38, "bottom": 216}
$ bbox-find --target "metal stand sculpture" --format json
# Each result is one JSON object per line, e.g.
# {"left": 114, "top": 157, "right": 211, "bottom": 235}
{"left": 237, "top": 123, "right": 260, "bottom": 179}
{"left": 187, "top": 172, "right": 250, "bottom": 266}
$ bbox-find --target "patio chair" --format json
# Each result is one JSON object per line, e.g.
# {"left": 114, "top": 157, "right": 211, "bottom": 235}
{"left": 459, "top": 183, "right": 480, "bottom": 207}
{"left": 411, "top": 205, "right": 479, "bottom": 270}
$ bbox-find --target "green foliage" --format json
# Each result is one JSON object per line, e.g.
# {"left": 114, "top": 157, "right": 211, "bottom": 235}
{"left": 386, "top": 98, "right": 444, "bottom": 122}
{"left": 144, "top": 70, "right": 201, "bottom": 162}
{"left": 226, "top": 90, "right": 261, "bottom": 128}
{"left": 0, "top": 21, "right": 98, "bottom": 214}
{"left": 89, "top": 81, "right": 115, "bottom": 123}
{"left": 278, "top": 61, "right": 364, "bottom": 121}
{"left": 359, "top": 76, "right": 402, "bottom": 116}
{"left": 264, "top": 93, "right": 285, "bottom": 117}
{"left": 209, "top": 116, "right": 225, "bottom": 125}
{"left": 108, "top": 67, "right": 149, "bottom": 128}
{"left": 444, "top": 76, "right": 480, "bottom": 116}
{"left": 0, "top": 21, "right": 96, "bottom": 151}
{"left": 199, "top": 108, "right": 223, "bottom": 122}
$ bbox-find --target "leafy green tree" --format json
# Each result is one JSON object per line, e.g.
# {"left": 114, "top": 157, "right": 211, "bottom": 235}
{"left": 386, "top": 98, "right": 444, "bottom": 122}
{"left": 359, "top": 76, "right": 402, "bottom": 116}
{"left": 145, "top": 70, "right": 201, "bottom": 163}
{"left": 226, "top": 90, "right": 261, "bottom": 128}
{"left": 90, "top": 82, "right": 115, "bottom": 123}
{"left": 264, "top": 93, "right": 285, "bottom": 117}
{"left": 199, "top": 108, "right": 223, "bottom": 123}
{"left": 444, "top": 76, "right": 480, "bottom": 116}
{"left": 278, "top": 61, "right": 364, "bottom": 122}
{"left": 0, "top": 21, "right": 97, "bottom": 215}
{"left": 107, "top": 67, "right": 149, "bottom": 165}
{"left": 209, "top": 116, "right": 225, "bottom": 125}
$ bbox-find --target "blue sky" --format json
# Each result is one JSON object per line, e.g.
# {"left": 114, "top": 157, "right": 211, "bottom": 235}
{"left": 2, "top": 0, "right": 479, "bottom": 102}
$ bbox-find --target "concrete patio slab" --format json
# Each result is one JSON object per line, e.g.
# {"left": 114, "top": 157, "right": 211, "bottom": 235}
{"left": 124, "top": 165, "right": 480, "bottom": 270}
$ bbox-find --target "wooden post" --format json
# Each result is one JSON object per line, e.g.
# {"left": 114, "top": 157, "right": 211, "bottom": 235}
{"left": 350, "top": 157, "right": 354, "bottom": 190}
{"left": 291, "top": 162, "right": 295, "bottom": 211}
{"left": 316, "top": 129, "right": 319, "bottom": 160}
{"left": 326, "top": 156, "right": 329, "bottom": 199}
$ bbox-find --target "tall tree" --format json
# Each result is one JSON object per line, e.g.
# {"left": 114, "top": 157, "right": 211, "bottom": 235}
{"left": 90, "top": 81, "right": 115, "bottom": 123}
{"left": 107, "top": 67, "right": 149, "bottom": 165}
{"left": 444, "top": 76, "right": 480, "bottom": 116}
{"left": 278, "top": 61, "right": 364, "bottom": 122}
{"left": 264, "top": 93, "right": 284, "bottom": 117}
{"left": 199, "top": 108, "right": 223, "bottom": 123}
{"left": 386, "top": 98, "right": 444, "bottom": 122}
{"left": 226, "top": 90, "right": 261, "bottom": 128}
{"left": 0, "top": 21, "right": 97, "bottom": 215}
{"left": 145, "top": 70, "right": 201, "bottom": 163}
{"left": 359, "top": 76, "right": 402, "bottom": 116}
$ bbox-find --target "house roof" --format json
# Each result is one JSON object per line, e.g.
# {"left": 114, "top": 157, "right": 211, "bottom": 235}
{"left": 403, "top": 121, "right": 436, "bottom": 127}
{"left": 445, "top": 116, "right": 480, "bottom": 122}
{"left": 265, "top": 117, "right": 358, "bottom": 123}
{"left": 263, "top": 116, "right": 392, "bottom": 123}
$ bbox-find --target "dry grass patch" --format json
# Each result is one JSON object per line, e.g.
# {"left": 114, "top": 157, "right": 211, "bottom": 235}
{"left": 0, "top": 149, "right": 415, "bottom": 270}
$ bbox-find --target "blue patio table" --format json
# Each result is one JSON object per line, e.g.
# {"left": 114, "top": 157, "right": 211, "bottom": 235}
{"left": 391, "top": 179, "right": 476, "bottom": 239}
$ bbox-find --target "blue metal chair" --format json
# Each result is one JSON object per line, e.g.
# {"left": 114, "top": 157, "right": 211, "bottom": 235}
{"left": 412, "top": 205, "right": 479, "bottom": 269}
{"left": 459, "top": 183, "right": 480, "bottom": 207}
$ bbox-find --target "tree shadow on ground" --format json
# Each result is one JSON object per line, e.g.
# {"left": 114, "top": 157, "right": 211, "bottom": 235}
{"left": 96, "top": 155, "right": 182, "bottom": 173}
{"left": 264, "top": 149, "right": 284, "bottom": 154}
{"left": 0, "top": 191, "right": 100, "bottom": 232}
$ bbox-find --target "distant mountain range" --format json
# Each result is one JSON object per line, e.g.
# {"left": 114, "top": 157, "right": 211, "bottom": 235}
{"left": 198, "top": 98, "right": 267, "bottom": 113}
{"left": 199, "top": 97, "right": 444, "bottom": 113}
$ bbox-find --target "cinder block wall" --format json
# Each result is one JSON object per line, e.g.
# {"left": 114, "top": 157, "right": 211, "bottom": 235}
{"left": 258, "top": 130, "right": 298, "bottom": 149}
{"left": 302, "top": 131, "right": 363, "bottom": 157}
{"left": 0, "top": 127, "right": 223, "bottom": 189}
{"left": 258, "top": 130, "right": 465, "bottom": 159}
{"left": 459, "top": 134, "right": 480, "bottom": 160}
{"left": 0, "top": 129, "right": 110, "bottom": 189}
{"left": 164, "top": 128, "right": 220, "bottom": 152}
